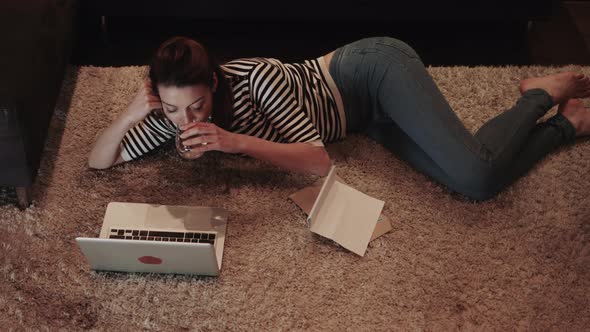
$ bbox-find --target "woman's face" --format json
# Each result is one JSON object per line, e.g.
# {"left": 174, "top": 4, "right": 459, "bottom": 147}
{"left": 157, "top": 83, "right": 214, "bottom": 127}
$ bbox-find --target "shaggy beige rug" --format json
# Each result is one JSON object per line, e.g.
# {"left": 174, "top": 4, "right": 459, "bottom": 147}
{"left": 1, "top": 64, "right": 589, "bottom": 331}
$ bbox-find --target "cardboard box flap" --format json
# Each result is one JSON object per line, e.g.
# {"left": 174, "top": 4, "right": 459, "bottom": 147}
{"left": 288, "top": 165, "right": 392, "bottom": 256}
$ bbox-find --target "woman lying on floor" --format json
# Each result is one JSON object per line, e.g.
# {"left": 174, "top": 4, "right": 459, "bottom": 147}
{"left": 88, "top": 36, "right": 590, "bottom": 201}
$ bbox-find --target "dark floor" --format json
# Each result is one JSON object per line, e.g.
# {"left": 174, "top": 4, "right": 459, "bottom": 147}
{"left": 71, "top": 1, "right": 590, "bottom": 67}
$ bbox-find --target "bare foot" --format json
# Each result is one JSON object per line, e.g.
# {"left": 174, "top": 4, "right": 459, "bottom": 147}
{"left": 558, "top": 99, "right": 590, "bottom": 137}
{"left": 519, "top": 72, "right": 590, "bottom": 105}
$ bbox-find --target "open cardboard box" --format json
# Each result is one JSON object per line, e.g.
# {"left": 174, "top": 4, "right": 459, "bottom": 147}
{"left": 288, "top": 165, "right": 392, "bottom": 256}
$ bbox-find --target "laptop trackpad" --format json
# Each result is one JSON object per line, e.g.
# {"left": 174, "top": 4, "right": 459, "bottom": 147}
{"left": 145, "top": 205, "right": 217, "bottom": 231}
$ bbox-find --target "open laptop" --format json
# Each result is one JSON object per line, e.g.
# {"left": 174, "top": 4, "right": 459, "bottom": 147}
{"left": 76, "top": 202, "right": 228, "bottom": 276}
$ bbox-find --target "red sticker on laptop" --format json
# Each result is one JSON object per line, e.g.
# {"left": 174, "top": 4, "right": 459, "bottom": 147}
{"left": 138, "top": 256, "right": 163, "bottom": 264}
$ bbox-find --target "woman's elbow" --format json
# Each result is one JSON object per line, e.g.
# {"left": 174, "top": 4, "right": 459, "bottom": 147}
{"left": 314, "top": 149, "right": 332, "bottom": 177}
{"left": 88, "top": 159, "right": 110, "bottom": 170}
{"left": 87, "top": 155, "right": 116, "bottom": 170}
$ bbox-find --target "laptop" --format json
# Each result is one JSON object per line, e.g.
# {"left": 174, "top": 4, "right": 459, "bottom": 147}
{"left": 76, "top": 202, "right": 229, "bottom": 276}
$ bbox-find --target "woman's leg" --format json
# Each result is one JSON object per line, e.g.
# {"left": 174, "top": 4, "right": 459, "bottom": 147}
{"left": 365, "top": 111, "right": 576, "bottom": 200}
{"left": 330, "top": 36, "right": 580, "bottom": 200}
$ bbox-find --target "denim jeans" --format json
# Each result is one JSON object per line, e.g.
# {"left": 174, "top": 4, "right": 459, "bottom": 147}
{"left": 328, "top": 36, "right": 576, "bottom": 201}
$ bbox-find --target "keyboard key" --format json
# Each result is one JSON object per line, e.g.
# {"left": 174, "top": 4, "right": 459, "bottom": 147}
{"left": 208, "top": 233, "right": 215, "bottom": 240}
{"left": 132, "top": 230, "right": 139, "bottom": 236}
{"left": 139, "top": 231, "right": 148, "bottom": 236}
{"left": 109, "top": 235, "right": 125, "bottom": 239}
{"left": 149, "top": 231, "right": 184, "bottom": 238}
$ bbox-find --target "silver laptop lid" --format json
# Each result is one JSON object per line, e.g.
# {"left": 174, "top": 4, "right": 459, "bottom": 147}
{"left": 76, "top": 238, "right": 220, "bottom": 276}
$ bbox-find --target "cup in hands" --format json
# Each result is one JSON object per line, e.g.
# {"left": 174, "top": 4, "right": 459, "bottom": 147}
{"left": 175, "top": 128, "right": 194, "bottom": 154}
{"left": 175, "top": 117, "right": 212, "bottom": 156}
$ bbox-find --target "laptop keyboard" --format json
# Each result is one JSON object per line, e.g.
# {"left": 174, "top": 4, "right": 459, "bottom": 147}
{"left": 108, "top": 228, "right": 216, "bottom": 245}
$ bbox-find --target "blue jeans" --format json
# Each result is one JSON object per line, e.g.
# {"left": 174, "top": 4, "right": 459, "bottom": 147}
{"left": 328, "top": 36, "right": 576, "bottom": 201}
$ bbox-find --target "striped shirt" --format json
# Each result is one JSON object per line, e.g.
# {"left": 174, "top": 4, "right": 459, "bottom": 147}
{"left": 120, "top": 56, "right": 346, "bottom": 161}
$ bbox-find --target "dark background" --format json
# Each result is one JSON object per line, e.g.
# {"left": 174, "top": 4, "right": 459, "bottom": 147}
{"left": 71, "top": 0, "right": 590, "bottom": 67}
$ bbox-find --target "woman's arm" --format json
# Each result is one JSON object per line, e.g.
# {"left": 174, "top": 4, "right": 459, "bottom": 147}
{"left": 178, "top": 120, "right": 332, "bottom": 177}
{"left": 88, "top": 114, "right": 137, "bottom": 169}
{"left": 88, "top": 79, "right": 164, "bottom": 169}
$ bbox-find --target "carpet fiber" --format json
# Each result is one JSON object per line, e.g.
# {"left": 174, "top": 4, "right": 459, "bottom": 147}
{"left": 1, "top": 64, "right": 589, "bottom": 331}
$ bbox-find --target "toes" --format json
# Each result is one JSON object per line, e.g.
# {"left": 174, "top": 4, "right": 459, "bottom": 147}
{"left": 577, "top": 78, "right": 589, "bottom": 89}
{"left": 570, "top": 98, "right": 582, "bottom": 105}
{"left": 573, "top": 72, "right": 585, "bottom": 80}
{"left": 579, "top": 86, "right": 590, "bottom": 94}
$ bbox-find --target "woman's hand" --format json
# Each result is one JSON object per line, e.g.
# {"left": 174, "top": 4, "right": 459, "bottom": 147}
{"left": 177, "top": 121, "right": 243, "bottom": 159}
{"left": 121, "top": 79, "right": 162, "bottom": 124}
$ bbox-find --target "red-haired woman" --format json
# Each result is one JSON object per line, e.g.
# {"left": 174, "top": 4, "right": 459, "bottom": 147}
{"left": 89, "top": 36, "right": 590, "bottom": 201}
